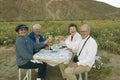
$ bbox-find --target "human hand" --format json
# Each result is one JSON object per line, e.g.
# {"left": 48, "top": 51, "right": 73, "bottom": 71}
{"left": 71, "top": 62, "right": 78, "bottom": 68}
{"left": 44, "top": 39, "right": 52, "bottom": 44}
{"left": 55, "top": 36, "right": 66, "bottom": 41}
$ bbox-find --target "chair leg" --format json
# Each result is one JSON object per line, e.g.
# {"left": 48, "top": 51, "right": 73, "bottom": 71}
{"left": 78, "top": 72, "right": 88, "bottom": 80}
{"left": 85, "top": 72, "right": 88, "bottom": 80}
{"left": 23, "top": 70, "right": 28, "bottom": 80}
{"left": 23, "top": 69, "right": 32, "bottom": 80}
{"left": 78, "top": 73, "right": 83, "bottom": 80}
{"left": 19, "top": 69, "right": 32, "bottom": 80}
{"left": 29, "top": 69, "right": 31, "bottom": 80}
{"left": 19, "top": 69, "right": 21, "bottom": 80}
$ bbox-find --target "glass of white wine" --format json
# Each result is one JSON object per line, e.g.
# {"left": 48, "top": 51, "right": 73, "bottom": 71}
{"left": 48, "top": 35, "right": 53, "bottom": 47}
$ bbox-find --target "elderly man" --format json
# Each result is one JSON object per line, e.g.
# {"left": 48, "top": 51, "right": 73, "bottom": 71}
{"left": 64, "top": 24, "right": 98, "bottom": 80}
{"left": 28, "top": 24, "right": 48, "bottom": 80}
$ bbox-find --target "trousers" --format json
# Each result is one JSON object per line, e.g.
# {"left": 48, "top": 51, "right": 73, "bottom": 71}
{"left": 18, "top": 61, "right": 47, "bottom": 78}
{"left": 64, "top": 65, "right": 91, "bottom": 80}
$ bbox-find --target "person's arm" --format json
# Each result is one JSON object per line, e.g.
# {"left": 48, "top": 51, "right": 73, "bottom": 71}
{"left": 33, "top": 39, "right": 50, "bottom": 51}
{"left": 33, "top": 42, "right": 45, "bottom": 50}
{"left": 16, "top": 38, "right": 33, "bottom": 60}
{"left": 40, "top": 35, "right": 49, "bottom": 47}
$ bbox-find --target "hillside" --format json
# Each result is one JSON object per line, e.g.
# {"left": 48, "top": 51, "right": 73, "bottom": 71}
{"left": 0, "top": 0, "right": 120, "bottom": 21}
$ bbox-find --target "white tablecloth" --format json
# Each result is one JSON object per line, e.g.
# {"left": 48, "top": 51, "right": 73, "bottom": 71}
{"left": 33, "top": 49, "right": 72, "bottom": 66}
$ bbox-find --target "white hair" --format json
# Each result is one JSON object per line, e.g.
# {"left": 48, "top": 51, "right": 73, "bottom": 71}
{"left": 32, "top": 24, "right": 41, "bottom": 29}
{"left": 80, "top": 24, "right": 91, "bottom": 31}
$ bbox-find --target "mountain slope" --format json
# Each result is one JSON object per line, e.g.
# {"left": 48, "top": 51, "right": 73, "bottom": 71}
{"left": 0, "top": 0, "right": 120, "bottom": 21}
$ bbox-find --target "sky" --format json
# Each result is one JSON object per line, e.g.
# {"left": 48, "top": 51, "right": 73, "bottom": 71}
{"left": 96, "top": 0, "right": 120, "bottom": 8}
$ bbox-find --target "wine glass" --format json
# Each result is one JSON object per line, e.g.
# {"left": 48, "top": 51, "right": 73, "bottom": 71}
{"left": 48, "top": 35, "right": 53, "bottom": 49}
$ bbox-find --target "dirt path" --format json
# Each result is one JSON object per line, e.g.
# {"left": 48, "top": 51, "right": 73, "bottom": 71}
{"left": 0, "top": 47, "right": 120, "bottom": 80}
{"left": 0, "top": 46, "right": 17, "bottom": 80}
{"left": 99, "top": 50, "right": 120, "bottom": 80}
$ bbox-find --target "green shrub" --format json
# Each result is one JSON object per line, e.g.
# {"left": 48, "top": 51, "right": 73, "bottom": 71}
{"left": 0, "top": 20, "right": 120, "bottom": 55}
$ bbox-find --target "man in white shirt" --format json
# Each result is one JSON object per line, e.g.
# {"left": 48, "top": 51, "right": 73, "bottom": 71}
{"left": 64, "top": 24, "right": 98, "bottom": 80}
{"left": 65, "top": 23, "right": 82, "bottom": 53}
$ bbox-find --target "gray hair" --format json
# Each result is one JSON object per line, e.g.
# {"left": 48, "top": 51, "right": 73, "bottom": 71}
{"left": 80, "top": 24, "right": 91, "bottom": 31}
{"left": 32, "top": 24, "right": 41, "bottom": 29}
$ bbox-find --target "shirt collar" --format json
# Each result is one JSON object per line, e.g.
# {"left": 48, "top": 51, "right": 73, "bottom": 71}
{"left": 82, "top": 35, "right": 90, "bottom": 41}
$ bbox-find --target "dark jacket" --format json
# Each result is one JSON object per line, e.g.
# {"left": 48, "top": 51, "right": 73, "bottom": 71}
{"left": 28, "top": 32, "right": 48, "bottom": 53}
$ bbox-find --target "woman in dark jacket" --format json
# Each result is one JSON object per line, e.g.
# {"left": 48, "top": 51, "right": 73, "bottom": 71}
{"left": 28, "top": 24, "right": 48, "bottom": 53}
{"left": 28, "top": 24, "right": 49, "bottom": 79}
{"left": 15, "top": 24, "right": 48, "bottom": 80}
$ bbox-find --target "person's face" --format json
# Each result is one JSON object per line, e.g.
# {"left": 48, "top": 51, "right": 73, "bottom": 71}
{"left": 80, "top": 27, "right": 90, "bottom": 39}
{"left": 18, "top": 28, "right": 27, "bottom": 37}
{"left": 33, "top": 27, "right": 40, "bottom": 35}
{"left": 69, "top": 26, "right": 77, "bottom": 35}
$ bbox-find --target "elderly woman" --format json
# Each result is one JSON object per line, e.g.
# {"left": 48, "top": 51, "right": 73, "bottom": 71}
{"left": 15, "top": 24, "right": 49, "bottom": 80}
{"left": 28, "top": 24, "right": 49, "bottom": 53}
{"left": 28, "top": 24, "right": 48, "bottom": 79}
{"left": 65, "top": 23, "right": 82, "bottom": 53}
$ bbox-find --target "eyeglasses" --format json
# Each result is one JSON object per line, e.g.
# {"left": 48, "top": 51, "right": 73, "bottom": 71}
{"left": 80, "top": 31, "right": 88, "bottom": 33}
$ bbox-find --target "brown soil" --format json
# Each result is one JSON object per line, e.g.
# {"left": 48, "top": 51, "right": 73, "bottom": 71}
{"left": 0, "top": 46, "right": 63, "bottom": 80}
